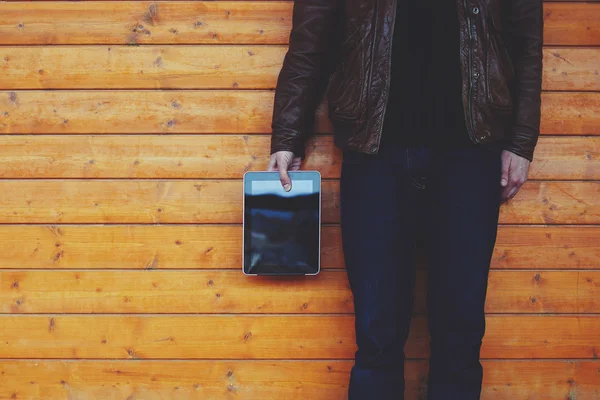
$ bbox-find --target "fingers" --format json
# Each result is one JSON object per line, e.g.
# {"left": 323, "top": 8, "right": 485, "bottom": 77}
{"left": 268, "top": 151, "right": 298, "bottom": 191}
{"left": 501, "top": 173, "right": 527, "bottom": 203}
{"left": 500, "top": 151, "right": 531, "bottom": 203}
{"left": 266, "top": 154, "right": 277, "bottom": 171}
{"left": 278, "top": 162, "right": 292, "bottom": 191}
{"left": 289, "top": 157, "right": 302, "bottom": 171}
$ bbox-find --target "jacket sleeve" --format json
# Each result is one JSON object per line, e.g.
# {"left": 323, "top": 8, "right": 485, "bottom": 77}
{"left": 270, "top": 0, "right": 342, "bottom": 158}
{"left": 501, "top": 0, "right": 544, "bottom": 162}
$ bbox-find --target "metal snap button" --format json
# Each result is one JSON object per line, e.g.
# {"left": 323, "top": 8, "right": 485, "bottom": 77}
{"left": 473, "top": 7, "right": 480, "bottom": 14}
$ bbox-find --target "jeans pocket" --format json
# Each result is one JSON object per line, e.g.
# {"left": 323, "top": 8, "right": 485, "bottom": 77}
{"left": 411, "top": 175, "right": 427, "bottom": 190}
{"left": 406, "top": 147, "right": 430, "bottom": 190}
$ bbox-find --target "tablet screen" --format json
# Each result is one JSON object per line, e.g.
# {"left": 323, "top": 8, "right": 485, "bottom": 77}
{"left": 243, "top": 172, "right": 320, "bottom": 275}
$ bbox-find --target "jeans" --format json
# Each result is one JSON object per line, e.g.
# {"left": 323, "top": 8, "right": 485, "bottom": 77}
{"left": 340, "top": 139, "right": 502, "bottom": 400}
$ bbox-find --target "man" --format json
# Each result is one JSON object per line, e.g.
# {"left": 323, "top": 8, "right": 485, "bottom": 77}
{"left": 267, "top": 0, "right": 543, "bottom": 398}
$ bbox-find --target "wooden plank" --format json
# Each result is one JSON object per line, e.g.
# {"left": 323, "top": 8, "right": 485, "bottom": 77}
{"left": 0, "top": 2, "right": 597, "bottom": 46}
{"left": 0, "top": 2, "right": 293, "bottom": 45}
{"left": 529, "top": 137, "right": 600, "bottom": 180}
{"left": 0, "top": 225, "right": 597, "bottom": 271}
{"left": 484, "top": 271, "right": 600, "bottom": 314}
{"left": 0, "top": 180, "right": 598, "bottom": 224}
{"left": 0, "top": 46, "right": 287, "bottom": 90}
{"left": 0, "top": 315, "right": 598, "bottom": 359}
{"left": 0, "top": 134, "right": 338, "bottom": 179}
{"left": 541, "top": 92, "right": 600, "bottom": 135}
{"left": 544, "top": 3, "right": 600, "bottom": 46}
{"left": 1, "top": 270, "right": 598, "bottom": 314}
{"left": 543, "top": 48, "right": 600, "bottom": 92}
{"left": 0, "top": 91, "right": 278, "bottom": 135}
{"left": 0, "top": 135, "right": 597, "bottom": 180}
{"left": 0, "top": 91, "right": 597, "bottom": 135}
{"left": 499, "top": 182, "right": 600, "bottom": 225}
{"left": 0, "top": 360, "right": 598, "bottom": 400}
{"left": 480, "top": 361, "right": 600, "bottom": 399}
{"left": 1, "top": 46, "right": 596, "bottom": 91}
{"left": 491, "top": 226, "right": 600, "bottom": 270}
{"left": 0, "top": 360, "right": 353, "bottom": 400}
{"left": 0, "top": 225, "right": 336, "bottom": 270}
{"left": 0, "top": 270, "right": 356, "bottom": 314}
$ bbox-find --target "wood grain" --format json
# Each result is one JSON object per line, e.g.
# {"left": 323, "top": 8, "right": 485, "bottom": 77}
{"left": 0, "top": 2, "right": 597, "bottom": 46}
{"left": 0, "top": 46, "right": 287, "bottom": 90}
{"left": 544, "top": 3, "right": 600, "bottom": 46}
{"left": 0, "top": 46, "right": 596, "bottom": 91}
{"left": 0, "top": 91, "right": 597, "bottom": 134}
{"left": 0, "top": 225, "right": 597, "bottom": 270}
{"left": 491, "top": 226, "right": 600, "bottom": 270}
{"left": 1, "top": 270, "right": 598, "bottom": 314}
{"left": 499, "top": 182, "right": 600, "bottom": 225}
{"left": 0, "top": 2, "right": 293, "bottom": 46}
{"left": 0, "top": 360, "right": 598, "bottom": 400}
{"left": 543, "top": 48, "right": 600, "bottom": 92}
{"left": 0, "top": 315, "right": 598, "bottom": 359}
{"left": 0, "top": 91, "right": 277, "bottom": 135}
{"left": 0, "top": 180, "right": 598, "bottom": 224}
{"left": 541, "top": 92, "right": 600, "bottom": 135}
{"left": 0, "top": 225, "right": 336, "bottom": 270}
{"left": 0, "top": 135, "right": 597, "bottom": 180}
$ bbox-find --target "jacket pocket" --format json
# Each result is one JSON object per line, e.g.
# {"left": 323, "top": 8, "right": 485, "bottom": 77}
{"left": 326, "top": 24, "right": 367, "bottom": 121}
{"left": 486, "top": 19, "right": 515, "bottom": 111}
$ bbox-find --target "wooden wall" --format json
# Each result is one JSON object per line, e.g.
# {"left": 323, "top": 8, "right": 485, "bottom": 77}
{"left": 0, "top": 1, "right": 599, "bottom": 398}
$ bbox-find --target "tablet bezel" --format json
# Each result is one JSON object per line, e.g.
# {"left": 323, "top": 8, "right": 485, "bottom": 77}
{"left": 242, "top": 170, "right": 321, "bottom": 276}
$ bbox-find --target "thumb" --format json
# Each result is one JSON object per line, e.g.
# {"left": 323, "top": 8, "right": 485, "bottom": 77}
{"left": 278, "top": 160, "right": 292, "bottom": 192}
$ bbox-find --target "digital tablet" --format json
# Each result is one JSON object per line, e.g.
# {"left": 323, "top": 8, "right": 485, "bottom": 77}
{"left": 243, "top": 171, "right": 321, "bottom": 275}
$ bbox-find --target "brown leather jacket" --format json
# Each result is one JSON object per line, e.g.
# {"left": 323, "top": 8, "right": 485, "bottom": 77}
{"left": 270, "top": 0, "right": 543, "bottom": 161}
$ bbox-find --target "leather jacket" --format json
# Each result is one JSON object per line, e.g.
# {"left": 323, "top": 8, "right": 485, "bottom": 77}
{"left": 270, "top": 0, "right": 543, "bottom": 161}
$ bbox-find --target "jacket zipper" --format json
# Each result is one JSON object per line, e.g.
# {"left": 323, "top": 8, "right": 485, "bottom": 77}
{"left": 463, "top": 0, "right": 478, "bottom": 143}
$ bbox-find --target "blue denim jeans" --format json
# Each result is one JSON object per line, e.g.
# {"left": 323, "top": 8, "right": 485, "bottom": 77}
{"left": 340, "top": 139, "right": 502, "bottom": 400}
